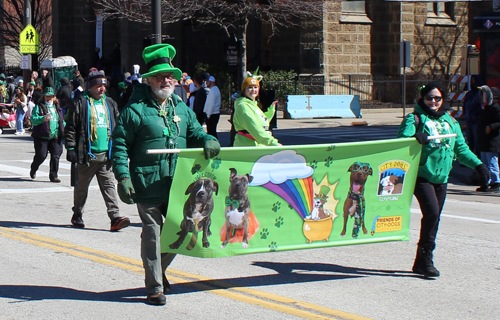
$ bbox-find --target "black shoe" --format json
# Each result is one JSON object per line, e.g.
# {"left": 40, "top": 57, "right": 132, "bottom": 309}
{"left": 147, "top": 293, "right": 166, "bottom": 305}
{"left": 412, "top": 244, "right": 440, "bottom": 278}
{"left": 50, "top": 178, "right": 61, "bottom": 183}
{"left": 30, "top": 170, "right": 36, "bottom": 179}
{"left": 476, "top": 186, "right": 488, "bottom": 192}
{"left": 110, "top": 216, "right": 130, "bottom": 231}
{"left": 163, "top": 274, "right": 170, "bottom": 293}
{"left": 71, "top": 213, "right": 85, "bottom": 228}
{"left": 488, "top": 183, "right": 500, "bottom": 193}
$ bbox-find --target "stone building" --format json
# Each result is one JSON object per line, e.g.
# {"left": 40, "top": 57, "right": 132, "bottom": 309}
{"left": 46, "top": 0, "right": 491, "bottom": 99}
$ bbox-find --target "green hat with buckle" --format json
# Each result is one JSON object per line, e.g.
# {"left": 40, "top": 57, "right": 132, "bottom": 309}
{"left": 44, "top": 86, "right": 55, "bottom": 96}
{"left": 141, "top": 44, "right": 182, "bottom": 80}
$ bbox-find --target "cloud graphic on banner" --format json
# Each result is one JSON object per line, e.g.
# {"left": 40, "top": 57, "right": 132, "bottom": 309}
{"left": 250, "top": 150, "right": 313, "bottom": 186}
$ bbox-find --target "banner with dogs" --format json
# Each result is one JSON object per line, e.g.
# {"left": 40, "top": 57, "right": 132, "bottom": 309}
{"left": 160, "top": 138, "right": 422, "bottom": 258}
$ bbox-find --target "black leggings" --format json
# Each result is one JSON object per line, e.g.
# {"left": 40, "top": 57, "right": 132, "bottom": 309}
{"left": 413, "top": 177, "right": 447, "bottom": 246}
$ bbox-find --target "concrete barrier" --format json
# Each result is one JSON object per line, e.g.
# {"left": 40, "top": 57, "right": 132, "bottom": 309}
{"left": 286, "top": 95, "right": 362, "bottom": 119}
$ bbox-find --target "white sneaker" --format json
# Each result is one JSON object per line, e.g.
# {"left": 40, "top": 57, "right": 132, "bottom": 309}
{"left": 0, "top": 129, "right": 3, "bottom": 134}
{"left": 14, "top": 131, "right": 20, "bottom": 135}
{"left": 21, "top": 129, "right": 25, "bottom": 135}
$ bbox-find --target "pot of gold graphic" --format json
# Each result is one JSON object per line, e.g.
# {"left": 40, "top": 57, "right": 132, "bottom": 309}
{"left": 303, "top": 217, "right": 333, "bottom": 243}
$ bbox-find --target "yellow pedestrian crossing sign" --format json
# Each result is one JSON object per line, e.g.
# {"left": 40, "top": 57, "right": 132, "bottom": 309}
{"left": 19, "top": 24, "right": 39, "bottom": 54}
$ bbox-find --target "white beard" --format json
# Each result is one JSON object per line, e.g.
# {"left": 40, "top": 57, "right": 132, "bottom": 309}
{"left": 151, "top": 85, "right": 174, "bottom": 100}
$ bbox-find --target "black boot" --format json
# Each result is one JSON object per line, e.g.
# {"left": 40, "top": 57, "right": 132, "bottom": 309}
{"left": 412, "top": 244, "right": 440, "bottom": 278}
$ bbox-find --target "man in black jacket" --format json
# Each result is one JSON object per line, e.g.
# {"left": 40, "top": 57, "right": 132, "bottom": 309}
{"left": 477, "top": 85, "right": 500, "bottom": 193}
{"left": 64, "top": 70, "right": 130, "bottom": 231}
{"left": 57, "top": 77, "right": 72, "bottom": 111}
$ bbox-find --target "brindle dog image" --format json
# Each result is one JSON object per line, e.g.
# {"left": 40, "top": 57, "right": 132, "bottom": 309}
{"left": 169, "top": 178, "right": 218, "bottom": 249}
{"left": 221, "top": 168, "right": 253, "bottom": 249}
{"left": 340, "top": 162, "right": 373, "bottom": 239}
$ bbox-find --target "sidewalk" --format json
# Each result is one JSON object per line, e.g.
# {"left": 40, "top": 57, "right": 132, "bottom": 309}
{"left": 217, "top": 108, "right": 409, "bottom": 132}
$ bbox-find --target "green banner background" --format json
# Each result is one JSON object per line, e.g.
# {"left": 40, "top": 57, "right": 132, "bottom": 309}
{"left": 160, "top": 138, "right": 421, "bottom": 258}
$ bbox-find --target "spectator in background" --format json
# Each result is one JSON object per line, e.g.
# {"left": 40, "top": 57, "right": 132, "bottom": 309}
{"left": 57, "top": 77, "right": 72, "bottom": 112}
{"left": 203, "top": 76, "right": 221, "bottom": 139}
{"left": 0, "top": 74, "right": 6, "bottom": 104}
{"left": 462, "top": 75, "right": 483, "bottom": 157}
{"left": 71, "top": 80, "right": 84, "bottom": 102}
{"left": 32, "top": 84, "right": 44, "bottom": 106}
{"left": 73, "top": 69, "right": 85, "bottom": 87}
{"left": 42, "top": 69, "right": 54, "bottom": 89}
{"left": 6, "top": 76, "right": 16, "bottom": 103}
{"left": 32, "top": 71, "right": 43, "bottom": 88}
{"left": 476, "top": 85, "right": 500, "bottom": 193}
{"left": 192, "top": 72, "right": 210, "bottom": 126}
{"left": 12, "top": 86, "right": 27, "bottom": 135}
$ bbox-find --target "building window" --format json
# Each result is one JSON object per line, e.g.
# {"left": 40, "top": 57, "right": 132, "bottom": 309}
{"left": 426, "top": 2, "right": 456, "bottom": 26}
{"left": 340, "top": 1, "right": 372, "bottom": 24}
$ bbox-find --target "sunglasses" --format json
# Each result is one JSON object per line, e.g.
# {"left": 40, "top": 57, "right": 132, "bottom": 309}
{"left": 154, "top": 74, "right": 175, "bottom": 82}
{"left": 424, "top": 95, "right": 443, "bottom": 102}
{"left": 351, "top": 163, "right": 371, "bottom": 173}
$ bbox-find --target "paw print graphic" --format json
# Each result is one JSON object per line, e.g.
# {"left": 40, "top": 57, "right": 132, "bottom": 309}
{"left": 324, "top": 156, "right": 333, "bottom": 167}
{"left": 191, "top": 164, "right": 202, "bottom": 175}
{"left": 211, "top": 158, "right": 222, "bottom": 171}
{"left": 326, "top": 145, "right": 336, "bottom": 152}
{"left": 309, "top": 160, "right": 318, "bottom": 169}
{"left": 269, "top": 241, "right": 277, "bottom": 252}
{"left": 386, "top": 205, "right": 392, "bottom": 211}
{"left": 272, "top": 201, "right": 281, "bottom": 213}
{"left": 288, "top": 203, "right": 293, "bottom": 210}
{"left": 260, "top": 228, "right": 269, "bottom": 239}
{"left": 275, "top": 216, "right": 284, "bottom": 228}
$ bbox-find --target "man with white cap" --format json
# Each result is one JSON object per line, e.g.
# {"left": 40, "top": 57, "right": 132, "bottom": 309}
{"left": 203, "top": 75, "right": 221, "bottom": 138}
{"left": 64, "top": 70, "right": 130, "bottom": 232}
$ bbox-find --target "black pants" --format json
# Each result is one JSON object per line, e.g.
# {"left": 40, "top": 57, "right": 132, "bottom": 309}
{"left": 31, "top": 136, "right": 63, "bottom": 180}
{"left": 206, "top": 113, "right": 220, "bottom": 139}
{"left": 413, "top": 177, "right": 447, "bottom": 246}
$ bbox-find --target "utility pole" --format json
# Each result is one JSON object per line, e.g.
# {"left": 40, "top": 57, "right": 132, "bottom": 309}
{"left": 151, "top": 0, "right": 161, "bottom": 45}
{"left": 23, "top": 0, "right": 32, "bottom": 90}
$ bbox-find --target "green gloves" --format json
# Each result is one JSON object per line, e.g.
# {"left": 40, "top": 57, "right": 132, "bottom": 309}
{"left": 204, "top": 139, "right": 221, "bottom": 160}
{"left": 117, "top": 178, "right": 135, "bottom": 204}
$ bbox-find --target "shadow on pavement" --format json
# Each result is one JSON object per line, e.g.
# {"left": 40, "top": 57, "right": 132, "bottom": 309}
{"left": 167, "top": 261, "right": 423, "bottom": 296}
{"left": 0, "top": 285, "right": 145, "bottom": 303}
{"left": 0, "top": 220, "right": 141, "bottom": 231}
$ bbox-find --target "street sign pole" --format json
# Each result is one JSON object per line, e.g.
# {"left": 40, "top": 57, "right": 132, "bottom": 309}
{"left": 400, "top": 40, "right": 411, "bottom": 118}
{"left": 23, "top": 0, "right": 32, "bottom": 90}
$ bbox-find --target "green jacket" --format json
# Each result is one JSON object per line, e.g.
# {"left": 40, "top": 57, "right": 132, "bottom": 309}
{"left": 233, "top": 96, "right": 279, "bottom": 147}
{"left": 111, "top": 84, "right": 216, "bottom": 203}
{"left": 397, "top": 103, "right": 481, "bottom": 184}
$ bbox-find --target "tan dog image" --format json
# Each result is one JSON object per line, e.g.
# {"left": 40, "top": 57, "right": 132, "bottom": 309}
{"left": 220, "top": 168, "right": 257, "bottom": 249}
{"left": 169, "top": 178, "right": 218, "bottom": 250}
{"left": 340, "top": 162, "right": 373, "bottom": 239}
{"left": 378, "top": 174, "right": 403, "bottom": 195}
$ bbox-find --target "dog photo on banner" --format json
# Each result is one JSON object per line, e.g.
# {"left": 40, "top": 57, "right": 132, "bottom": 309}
{"left": 159, "top": 138, "right": 422, "bottom": 258}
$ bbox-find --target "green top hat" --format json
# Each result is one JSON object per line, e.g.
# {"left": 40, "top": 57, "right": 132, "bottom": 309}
{"left": 316, "top": 185, "right": 331, "bottom": 201}
{"left": 44, "top": 86, "right": 55, "bottom": 96}
{"left": 141, "top": 44, "right": 182, "bottom": 80}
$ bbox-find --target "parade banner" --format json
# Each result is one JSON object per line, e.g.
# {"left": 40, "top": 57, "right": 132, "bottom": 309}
{"left": 160, "top": 138, "right": 422, "bottom": 258}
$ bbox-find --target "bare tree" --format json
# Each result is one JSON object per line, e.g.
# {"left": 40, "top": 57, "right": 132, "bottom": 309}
{"left": 412, "top": 3, "right": 469, "bottom": 77}
{"left": 0, "top": 0, "right": 53, "bottom": 66}
{"left": 88, "top": 0, "right": 322, "bottom": 80}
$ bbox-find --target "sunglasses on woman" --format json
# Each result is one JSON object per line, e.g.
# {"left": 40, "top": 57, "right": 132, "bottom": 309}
{"left": 424, "top": 95, "right": 442, "bottom": 102}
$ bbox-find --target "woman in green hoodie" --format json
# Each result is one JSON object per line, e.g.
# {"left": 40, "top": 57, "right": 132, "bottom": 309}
{"left": 398, "top": 81, "right": 488, "bottom": 278}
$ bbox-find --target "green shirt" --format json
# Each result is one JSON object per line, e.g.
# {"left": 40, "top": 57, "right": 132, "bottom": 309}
{"left": 84, "top": 92, "right": 110, "bottom": 153}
